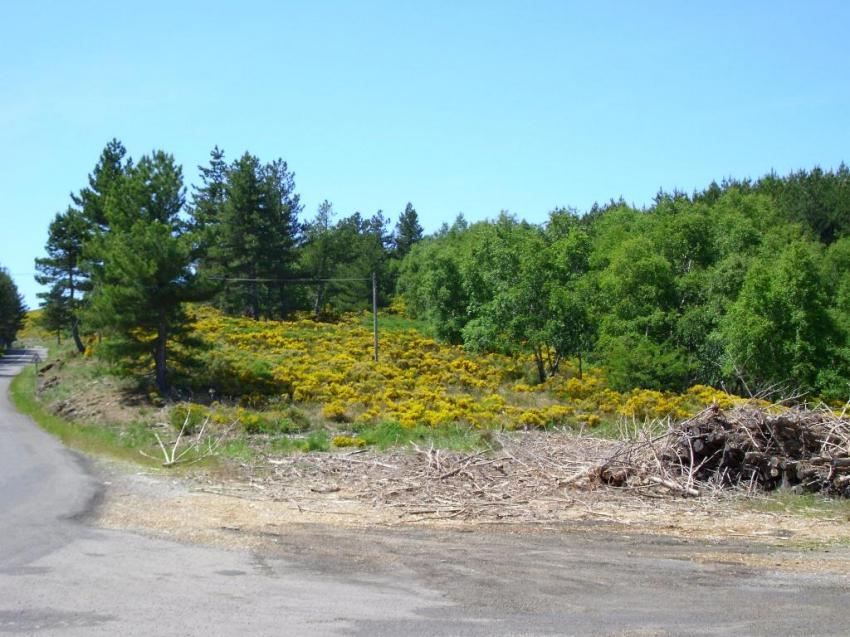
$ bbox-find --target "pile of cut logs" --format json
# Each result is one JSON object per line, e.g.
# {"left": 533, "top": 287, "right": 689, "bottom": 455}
{"left": 659, "top": 404, "right": 850, "bottom": 495}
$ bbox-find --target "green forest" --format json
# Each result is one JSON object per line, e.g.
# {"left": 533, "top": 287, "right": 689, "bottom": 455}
{"left": 21, "top": 139, "right": 850, "bottom": 401}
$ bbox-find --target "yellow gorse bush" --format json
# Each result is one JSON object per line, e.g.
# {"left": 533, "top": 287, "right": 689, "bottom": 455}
{"left": 186, "top": 307, "right": 748, "bottom": 431}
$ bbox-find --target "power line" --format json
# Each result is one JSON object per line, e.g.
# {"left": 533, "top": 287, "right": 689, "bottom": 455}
{"left": 208, "top": 276, "right": 371, "bottom": 283}
{"left": 6, "top": 273, "right": 372, "bottom": 284}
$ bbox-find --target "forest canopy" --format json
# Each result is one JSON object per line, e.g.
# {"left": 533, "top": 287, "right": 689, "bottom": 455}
{"left": 399, "top": 169, "right": 850, "bottom": 399}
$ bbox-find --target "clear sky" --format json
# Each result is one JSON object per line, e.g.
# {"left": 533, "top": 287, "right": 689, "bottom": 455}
{"left": 2, "top": 0, "right": 849, "bottom": 307}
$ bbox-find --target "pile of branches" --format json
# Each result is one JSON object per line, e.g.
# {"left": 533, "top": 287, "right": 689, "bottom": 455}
{"left": 252, "top": 434, "right": 617, "bottom": 521}
{"left": 221, "top": 404, "right": 850, "bottom": 523}
{"left": 665, "top": 404, "right": 850, "bottom": 495}
{"left": 588, "top": 404, "right": 850, "bottom": 497}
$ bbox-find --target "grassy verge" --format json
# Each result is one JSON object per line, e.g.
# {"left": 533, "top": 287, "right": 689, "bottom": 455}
{"left": 9, "top": 361, "right": 496, "bottom": 474}
{"left": 9, "top": 365, "right": 160, "bottom": 467}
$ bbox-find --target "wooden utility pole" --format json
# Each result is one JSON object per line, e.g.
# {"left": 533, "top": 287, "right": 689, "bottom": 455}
{"left": 372, "top": 271, "right": 379, "bottom": 362}
{"left": 32, "top": 351, "right": 40, "bottom": 395}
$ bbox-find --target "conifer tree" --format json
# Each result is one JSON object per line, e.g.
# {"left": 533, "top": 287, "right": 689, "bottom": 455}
{"left": 0, "top": 268, "right": 26, "bottom": 349}
{"left": 37, "top": 284, "right": 71, "bottom": 344}
{"left": 217, "top": 153, "right": 265, "bottom": 318}
{"left": 185, "top": 146, "right": 229, "bottom": 308}
{"left": 216, "top": 153, "right": 301, "bottom": 319}
{"left": 72, "top": 138, "right": 129, "bottom": 231}
{"left": 263, "top": 158, "right": 302, "bottom": 317}
{"left": 394, "top": 202, "right": 423, "bottom": 257}
{"left": 328, "top": 211, "right": 393, "bottom": 310}
{"left": 190, "top": 146, "right": 228, "bottom": 232}
{"left": 86, "top": 151, "right": 206, "bottom": 392}
{"left": 301, "top": 200, "right": 339, "bottom": 315}
{"left": 35, "top": 208, "right": 91, "bottom": 352}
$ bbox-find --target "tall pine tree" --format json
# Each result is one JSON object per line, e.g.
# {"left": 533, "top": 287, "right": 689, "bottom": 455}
{"left": 72, "top": 138, "right": 129, "bottom": 231}
{"left": 263, "top": 158, "right": 302, "bottom": 317}
{"left": 394, "top": 202, "right": 423, "bottom": 257}
{"left": 86, "top": 151, "right": 207, "bottom": 392}
{"left": 300, "top": 199, "right": 339, "bottom": 315}
{"left": 215, "top": 153, "right": 301, "bottom": 319}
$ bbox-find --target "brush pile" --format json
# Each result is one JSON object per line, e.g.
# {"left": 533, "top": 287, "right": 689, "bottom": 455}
{"left": 656, "top": 404, "right": 850, "bottom": 496}
{"left": 220, "top": 404, "right": 850, "bottom": 523}
{"left": 582, "top": 404, "right": 850, "bottom": 497}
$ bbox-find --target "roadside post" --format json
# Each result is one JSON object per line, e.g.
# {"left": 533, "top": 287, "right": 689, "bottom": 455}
{"left": 372, "top": 271, "right": 379, "bottom": 362}
{"left": 32, "top": 351, "right": 39, "bottom": 395}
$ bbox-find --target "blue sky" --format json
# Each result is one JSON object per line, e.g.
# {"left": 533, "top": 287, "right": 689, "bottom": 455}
{"left": 2, "top": 0, "right": 849, "bottom": 307}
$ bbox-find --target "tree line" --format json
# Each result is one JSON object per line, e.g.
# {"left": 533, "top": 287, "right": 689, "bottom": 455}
{"left": 399, "top": 166, "right": 850, "bottom": 400}
{"left": 37, "top": 139, "right": 850, "bottom": 401}
{"left": 36, "top": 140, "right": 423, "bottom": 391}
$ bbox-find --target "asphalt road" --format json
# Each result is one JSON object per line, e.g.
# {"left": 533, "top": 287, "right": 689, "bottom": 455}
{"left": 1, "top": 348, "right": 849, "bottom": 636}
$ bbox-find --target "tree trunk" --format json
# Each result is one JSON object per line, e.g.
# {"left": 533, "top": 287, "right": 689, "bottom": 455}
{"left": 278, "top": 283, "right": 287, "bottom": 320}
{"left": 550, "top": 352, "right": 562, "bottom": 376}
{"left": 577, "top": 352, "right": 583, "bottom": 380}
{"left": 249, "top": 279, "right": 259, "bottom": 320}
{"left": 154, "top": 310, "right": 168, "bottom": 393}
{"left": 68, "top": 270, "right": 85, "bottom": 353}
{"left": 534, "top": 347, "right": 547, "bottom": 384}
{"left": 70, "top": 317, "right": 85, "bottom": 353}
{"left": 313, "top": 283, "right": 326, "bottom": 317}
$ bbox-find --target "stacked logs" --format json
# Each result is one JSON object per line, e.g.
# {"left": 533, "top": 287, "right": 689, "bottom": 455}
{"left": 662, "top": 404, "right": 850, "bottom": 495}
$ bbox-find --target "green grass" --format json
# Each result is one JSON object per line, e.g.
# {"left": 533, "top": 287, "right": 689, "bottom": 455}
{"left": 219, "top": 437, "right": 255, "bottom": 460}
{"left": 360, "top": 311, "right": 436, "bottom": 338}
{"left": 10, "top": 365, "right": 160, "bottom": 467}
{"left": 747, "top": 490, "right": 850, "bottom": 520}
{"left": 352, "top": 420, "right": 496, "bottom": 452}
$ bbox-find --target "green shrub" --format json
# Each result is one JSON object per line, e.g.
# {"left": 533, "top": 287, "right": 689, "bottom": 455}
{"left": 240, "top": 407, "right": 312, "bottom": 435}
{"left": 169, "top": 404, "right": 208, "bottom": 434}
{"left": 303, "top": 430, "right": 329, "bottom": 452}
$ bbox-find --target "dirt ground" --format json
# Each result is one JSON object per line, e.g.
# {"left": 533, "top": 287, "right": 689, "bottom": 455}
{"left": 93, "top": 452, "right": 850, "bottom": 575}
{"left": 33, "top": 360, "right": 850, "bottom": 575}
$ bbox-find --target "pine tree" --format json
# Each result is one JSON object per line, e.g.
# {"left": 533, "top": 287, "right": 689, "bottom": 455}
{"left": 71, "top": 138, "right": 129, "bottom": 231}
{"left": 186, "top": 147, "right": 229, "bottom": 311}
{"left": 301, "top": 200, "right": 338, "bottom": 315}
{"left": 0, "top": 268, "right": 26, "bottom": 349}
{"left": 37, "top": 284, "right": 71, "bottom": 344}
{"left": 394, "top": 202, "right": 423, "bottom": 257}
{"left": 35, "top": 207, "right": 91, "bottom": 352}
{"left": 190, "top": 146, "right": 228, "bottom": 232}
{"left": 325, "top": 211, "right": 393, "bottom": 311}
{"left": 262, "top": 158, "right": 302, "bottom": 318}
{"left": 216, "top": 153, "right": 301, "bottom": 319}
{"left": 86, "top": 151, "right": 207, "bottom": 392}
{"left": 217, "top": 153, "right": 266, "bottom": 318}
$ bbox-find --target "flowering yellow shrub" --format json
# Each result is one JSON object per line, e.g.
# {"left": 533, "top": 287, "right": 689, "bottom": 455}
{"left": 685, "top": 384, "right": 739, "bottom": 410}
{"left": 331, "top": 435, "right": 366, "bottom": 448}
{"left": 185, "top": 307, "right": 747, "bottom": 433}
{"left": 322, "top": 401, "right": 350, "bottom": 423}
{"left": 619, "top": 390, "right": 689, "bottom": 421}
{"left": 577, "top": 413, "right": 601, "bottom": 427}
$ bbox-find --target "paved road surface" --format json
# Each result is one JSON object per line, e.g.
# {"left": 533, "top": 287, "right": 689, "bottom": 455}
{"left": 1, "top": 349, "right": 848, "bottom": 636}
